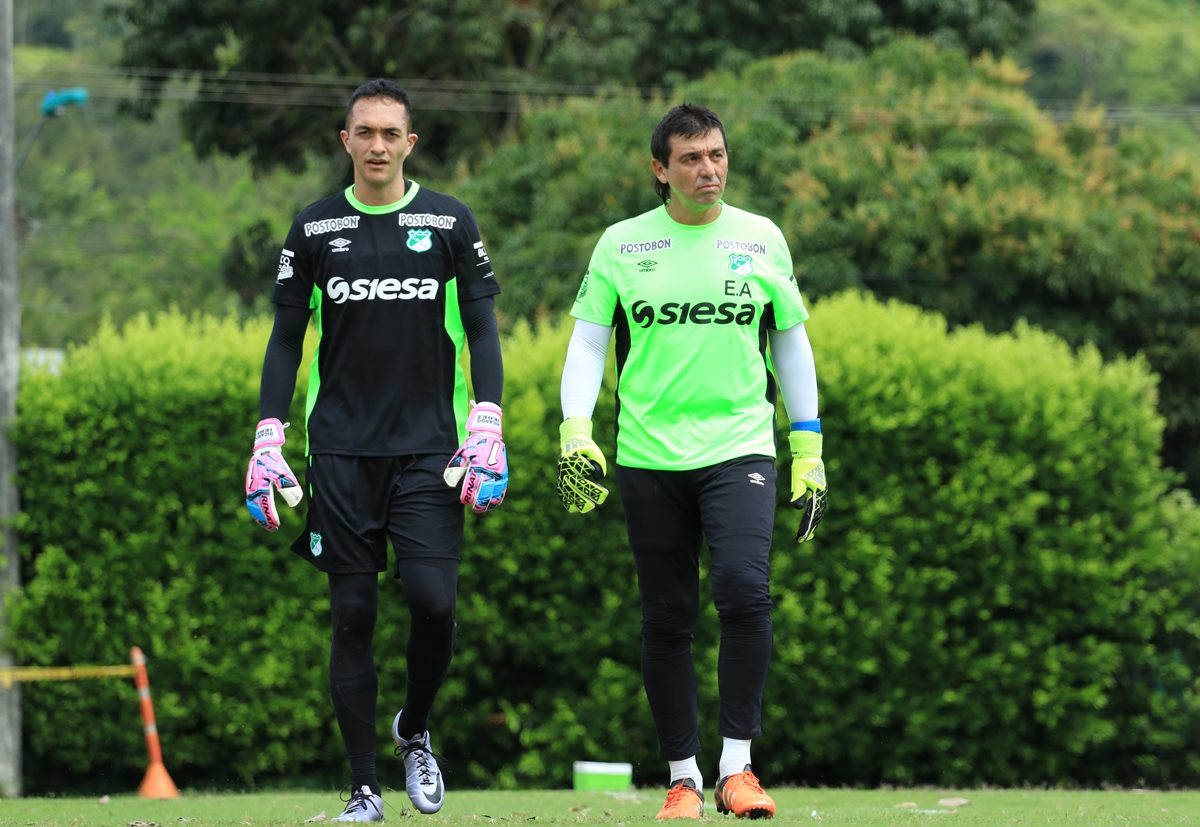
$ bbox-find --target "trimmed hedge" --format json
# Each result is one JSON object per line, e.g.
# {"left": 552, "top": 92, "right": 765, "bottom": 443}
{"left": 765, "top": 293, "right": 1200, "bottom": 787}
{"left": 8, "top": 296, "right": 1200, "bottom": 793}
{"left": 9, "top": 313, "right": 336, "bottom": 792}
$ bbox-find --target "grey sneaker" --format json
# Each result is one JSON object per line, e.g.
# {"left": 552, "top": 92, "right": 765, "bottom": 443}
{"left": 392, "top": 710, "right": 445, "bottom": 814}
{"left": 331, "top": 785, "right": 384, "bottom": 822}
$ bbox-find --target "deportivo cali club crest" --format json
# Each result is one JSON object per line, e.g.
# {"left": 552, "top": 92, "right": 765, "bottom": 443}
{"left": 407, "top": 229, "right": 433, "bottom": 253}
{"left": 310, "top": 531, "right": 323, "bottom": 557}
{"left": 728, "top": 253, "right": 753, "bottom": 276}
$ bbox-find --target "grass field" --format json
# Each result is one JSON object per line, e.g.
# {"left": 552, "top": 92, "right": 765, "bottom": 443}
{"left": 4, "top": 787, "right": 1200, "bottom": 826}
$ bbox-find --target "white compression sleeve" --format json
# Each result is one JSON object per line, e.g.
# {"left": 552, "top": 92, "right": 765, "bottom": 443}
{"left": 561, "top": 319, "right": 612, "bottom": 419}
{"left": 768, "top": 323, "right": 819, "bottom": 423}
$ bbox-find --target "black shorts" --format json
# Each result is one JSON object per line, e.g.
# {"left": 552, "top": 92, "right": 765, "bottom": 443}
{"left": 290, "top": 453, "right": 465, "bottom": 574}
{"left": 615, "top": 455, "right": 777, "bottom": 582}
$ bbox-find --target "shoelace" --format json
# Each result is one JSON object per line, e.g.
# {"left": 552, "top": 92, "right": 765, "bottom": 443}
{"left": 339, "top": 786, "right": 377, "bottom": 815}
{"left": 724, "top": 770, "right": 766, "bottom": 802}
{"left": 739, "top": 771, "right": 765, "bottom": 794}
{"left": 395, "top": 738, "right": 446, "bottom": 785}
{"left": 663, "top": 783, "right": 700, "bottom": 812}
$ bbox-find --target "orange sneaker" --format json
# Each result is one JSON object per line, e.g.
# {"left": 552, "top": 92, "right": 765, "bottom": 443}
{"left": 714, "top": 765, "right": 775, "bottom": 819}
{"left": 656, "top": 778, "right": 704, "bottom": 819}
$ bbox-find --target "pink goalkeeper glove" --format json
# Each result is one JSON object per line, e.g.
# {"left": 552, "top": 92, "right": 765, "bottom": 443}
{"left": 245, "top": 418, "right": 303, "bottom": 531}
{"left": 443, "top": 402, "right": 509, "bottom": 514}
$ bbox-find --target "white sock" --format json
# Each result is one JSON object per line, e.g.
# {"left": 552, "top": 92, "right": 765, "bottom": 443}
{"left": 668, "top": 756, "right": 703, "bottom": 790}
{"left": 719, "top": 738, "right": 752, "bottom": 780}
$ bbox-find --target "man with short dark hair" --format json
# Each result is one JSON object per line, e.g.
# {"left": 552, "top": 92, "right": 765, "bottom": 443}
{"left": 245, "top": 78, "right": 507, "bottom": 820}
{"left": 556, "top": 103, "right": 828, "bottom": 820}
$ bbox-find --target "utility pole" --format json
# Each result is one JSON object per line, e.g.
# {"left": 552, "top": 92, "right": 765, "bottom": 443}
{"left": 0, "top": 0, "right": 22, "bottom": 799}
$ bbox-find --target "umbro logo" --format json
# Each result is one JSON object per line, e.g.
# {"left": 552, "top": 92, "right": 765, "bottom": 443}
{"left": 638, "top": 259, "right": 657, "bottom": 272}
{"left": 329, "top": 237, "right": 351, "bottom": 253}
{"left": 747, "top": 473, "right": 766, "bottom": 486}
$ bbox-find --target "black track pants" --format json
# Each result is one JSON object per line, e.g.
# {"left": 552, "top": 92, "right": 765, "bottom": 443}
{"left": 616, "top": 456, "right": 776, "bottom": 760}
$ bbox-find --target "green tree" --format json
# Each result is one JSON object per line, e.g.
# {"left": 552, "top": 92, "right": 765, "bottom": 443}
{"left": 221, "top": 219, "right": 279, "bottom": 309}
{"left": 14, "top": 0, "right": 89, "bottom": 47}
{"left": 1018, "top": 0, "right": 1200, "bottom": 153}
{"left": 17, "top": 145, "right": 319, "bottom": 345}
{"left": 15, "top": 44, "right": 329, "bottom": 346}
{"left": 114, "top": 0, "right": 1034, "bottom": 174}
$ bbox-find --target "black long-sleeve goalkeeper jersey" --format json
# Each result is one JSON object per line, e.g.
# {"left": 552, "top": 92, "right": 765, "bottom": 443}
{"left": 271, "top": 182, "right": 501, "bottom": 456}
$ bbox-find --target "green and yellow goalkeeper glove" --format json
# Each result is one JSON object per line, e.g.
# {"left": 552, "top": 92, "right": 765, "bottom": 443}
{"left": 789, "top": 425, "right": 828, "bottom": 543}
{"left": 557, "top": 416, "right": 609, "bottom": 513}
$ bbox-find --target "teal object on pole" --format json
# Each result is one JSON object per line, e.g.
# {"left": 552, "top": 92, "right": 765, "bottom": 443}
{"left": 17, "top": 88, "right": 89, "bottom": 172}
{"left": 40, "top": 87, "right": 89, "bottom": 117}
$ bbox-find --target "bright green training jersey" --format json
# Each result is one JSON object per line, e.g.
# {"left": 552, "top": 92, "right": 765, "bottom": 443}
{"left": 571, "top": 203, "right": 808, "bottom": 470}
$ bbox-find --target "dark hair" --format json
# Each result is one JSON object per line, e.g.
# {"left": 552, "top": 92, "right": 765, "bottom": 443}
{"left": 650, "top": 103, "right": 727, "bottom": 204}
{"left": 345, "top": 79, "right": 413, "bottom": 130}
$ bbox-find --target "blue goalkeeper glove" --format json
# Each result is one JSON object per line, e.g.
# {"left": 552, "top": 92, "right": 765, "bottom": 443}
{"left": 557, "top": 416, "right": 609, "bottom": 513}
{"left": 789, "top": 425, "right": 827, "bottom": 543}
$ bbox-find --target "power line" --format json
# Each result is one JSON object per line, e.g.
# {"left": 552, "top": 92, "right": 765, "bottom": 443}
{"left": 12, "top": 64, "right": 1200, "bottom": 126}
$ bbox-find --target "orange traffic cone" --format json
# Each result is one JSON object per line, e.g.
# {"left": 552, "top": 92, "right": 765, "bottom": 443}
{"left": 131, "top": 646, "right": 179, "bottom": 799}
